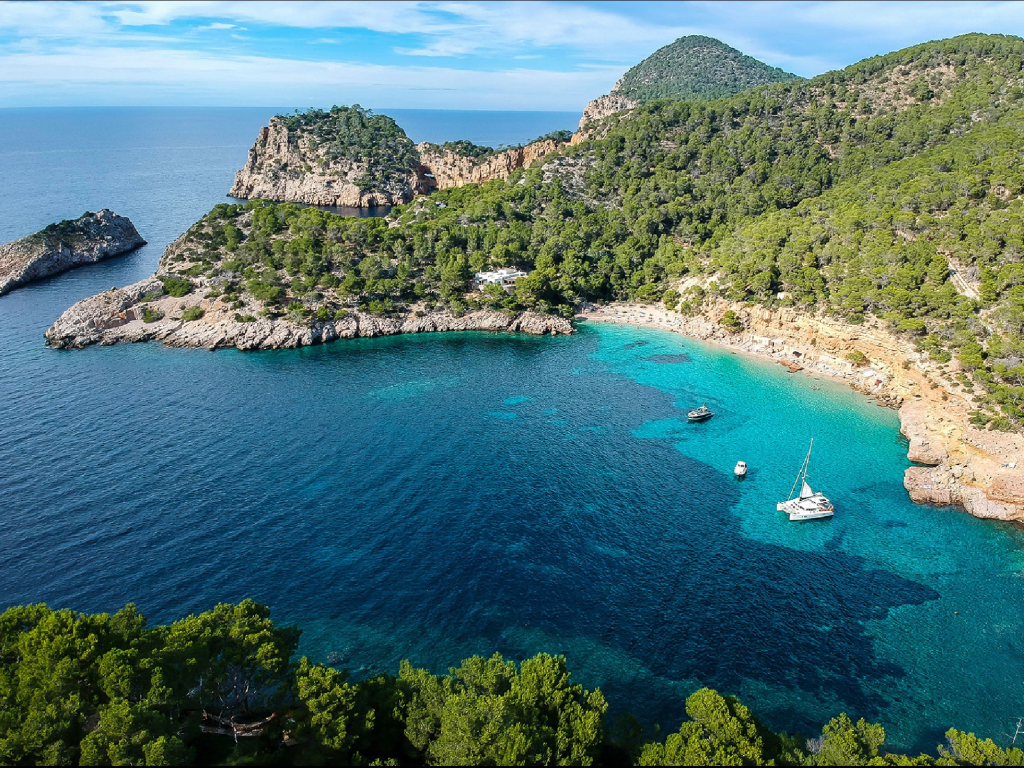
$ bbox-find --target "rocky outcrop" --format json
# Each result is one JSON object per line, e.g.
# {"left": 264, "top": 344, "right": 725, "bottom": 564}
{"left": 582, "top": 299, "right": 1024, "bottom": 523}
{"left": 229, "top": 118, "right": 570, "bottom": 206}
{"left": 45, "top": 279, "right": 572, "bottom": 351}
{"left": 578, "top": 79, "right": 639, "bottom": 131}
{"left": 229, "top": 119, "right": 429, "bottom": 208}
{"left": 416, "top": 139, "right": 563, "bottom": 190}
{"left": 0, "top": 210, "right": 145, "bottom": 295}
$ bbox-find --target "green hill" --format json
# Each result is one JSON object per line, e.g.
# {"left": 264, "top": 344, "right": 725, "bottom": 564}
{"left": 152, "top": 33, "right": 1024, "bottom": 430}
{"left": 614, "top": 35, "right": 799, "bottom": 102}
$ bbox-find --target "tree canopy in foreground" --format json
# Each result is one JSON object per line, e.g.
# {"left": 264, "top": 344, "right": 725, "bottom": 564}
{"left": 1, "top": 601, "right": 1020, "bottom": 765}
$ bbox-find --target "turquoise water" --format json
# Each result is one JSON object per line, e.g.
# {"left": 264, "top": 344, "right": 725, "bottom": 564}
{"left": 2, "top": 108, "right": 1024, "bottom": 752}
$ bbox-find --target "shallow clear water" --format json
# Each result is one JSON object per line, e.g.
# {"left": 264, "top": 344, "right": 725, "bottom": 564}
{"left": 2, "top": 108, "right": 1023, "bottom": 752}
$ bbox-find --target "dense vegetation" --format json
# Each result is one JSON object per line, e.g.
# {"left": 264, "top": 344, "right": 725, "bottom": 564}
{"left": 173, "top": 34, "right": 1024, "bottom": 428}
{"left": 613, "top": 35, "right": 798, "bottom": 103}
{"left": 275, "top": 105, "right": 419, "bottom": 191}
{"left": 2, "top": 600, "right": 1019, "bottom": 766}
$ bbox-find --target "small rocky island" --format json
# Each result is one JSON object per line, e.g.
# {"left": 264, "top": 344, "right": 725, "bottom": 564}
{"left": 0, "top": 210, "right": 145, "bottom": 295}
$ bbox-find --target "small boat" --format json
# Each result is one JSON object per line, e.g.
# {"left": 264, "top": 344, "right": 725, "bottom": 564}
{"left": 777, "top": 439, "right": 834, "bottom": 521}
{"left": 687, "top": 403, "right": 714, "bottom": 422}
{"left": 734, "top": 461, "right": 747, "bottom": 478}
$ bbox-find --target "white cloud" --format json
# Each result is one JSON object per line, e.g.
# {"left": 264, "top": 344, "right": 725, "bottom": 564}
{"left": 196, "top": 22, "right": 236, "bottom": 30}
{"left": 0, "top": 45, "right": 618, "bottom": 109}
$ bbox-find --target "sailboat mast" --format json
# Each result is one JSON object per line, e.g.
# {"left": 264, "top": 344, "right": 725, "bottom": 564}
{"left": 787, "top": 439, "right": 814, "bottom": 501}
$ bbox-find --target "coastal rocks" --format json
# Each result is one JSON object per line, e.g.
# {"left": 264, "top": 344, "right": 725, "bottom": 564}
{"left": 900, "top": 401, "right": 949, "bottom": 465}
{"left": 416, "top": 138, "right": 564, "bottom": 191}
{"left": 0, "top": 210, "right": 146, "bottom": 295}
{"left": 45, "top": 289, "right": 573, "bottom": 351}
{"left": 229, "top": 120, "right": 428, "bottom": 208}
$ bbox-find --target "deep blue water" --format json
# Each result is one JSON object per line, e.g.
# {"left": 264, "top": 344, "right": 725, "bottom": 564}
{"left": 2, "top": 108, "right": 1024, "bottom": 752}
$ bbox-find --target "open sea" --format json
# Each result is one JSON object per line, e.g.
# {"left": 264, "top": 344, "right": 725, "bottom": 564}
{"left": 2, "top": 107, "right": 1024, "bottom": 752}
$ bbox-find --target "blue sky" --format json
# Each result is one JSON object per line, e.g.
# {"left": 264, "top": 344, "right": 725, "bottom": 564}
{"left": 3, "top": 1, "right": 1024, "bottom": 110}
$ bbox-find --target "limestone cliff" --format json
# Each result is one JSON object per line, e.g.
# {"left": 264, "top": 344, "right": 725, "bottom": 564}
{"left": 0, "top": 210, "right": 145, "bottom": 295}
{"left": 583, "top": 299, "right": 1024, "bottom": 523}
{"left": 578, "top": 79, "right": 639, "bottom": 131}
{"left": 229, "top": 118, "right": 430, "bottom": 207}
{"left": 415, "top": 138, "right": 563, "bottom": 190}
{"left": 230, "top": 116, "right": 570, "bottom": 205}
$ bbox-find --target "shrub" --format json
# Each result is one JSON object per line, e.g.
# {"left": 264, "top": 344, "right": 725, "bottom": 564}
{"left": 160, "top": 276, "right": 193, "bottom": 297}
{"left": 847, "top": 350, "right": 869, "bottom": 366}
{"left": 234, "top": 313, "right": 257, "bottom": 323}
{"left": 247, "top": 280, "right": 285, "bottom": 303}
{"left": 181, "top": 306, "right": 205, "bottom": 322}
{"left": 142, "top": 308, "right": 164, "bottom": 323}
{"left": 720, "top": 310, "right": 743, "bottom": 333}
{"left": 662, "top": 288, "right": 681, "bottom": 312}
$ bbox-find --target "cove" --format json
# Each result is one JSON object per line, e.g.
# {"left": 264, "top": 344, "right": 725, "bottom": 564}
{"left": 3, "top": 318, "right": 1024, "bottom": 752}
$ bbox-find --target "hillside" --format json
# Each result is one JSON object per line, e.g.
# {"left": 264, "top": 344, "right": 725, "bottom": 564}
{"left": 620, "top": 34, "right": 798, "bottom": 101}
{"left": 68, "top": 36, "right": 1024, "bottom": 421}
{"left": 579, "top": 35, "right": 799, "bottom": 128}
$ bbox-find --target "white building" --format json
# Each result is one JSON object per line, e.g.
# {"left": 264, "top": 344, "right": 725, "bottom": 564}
{"left": 473, "top": 268, "right": 528, "bottom": 292}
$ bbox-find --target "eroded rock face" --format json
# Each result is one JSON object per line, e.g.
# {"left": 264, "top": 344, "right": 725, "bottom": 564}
{"left": 229, "top": 118, "right": 571, "bottom": 206}
{"left": 229, "top": 119, "right": 430, "bottom": 208}
{"left": 416, "top": 139, "right": 563, "bottom": 190}
{"left": 0, "top": 210, "right": 146, "bottom": 295}
{"left": 578, "top": 89, "right": 639, "bottom": 131}
{"left": 45, "top": 281, "right": 573, "bottom": 351}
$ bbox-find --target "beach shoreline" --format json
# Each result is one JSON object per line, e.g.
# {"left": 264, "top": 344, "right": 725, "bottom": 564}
{"left": 580, "top": 300, "right": 1024, "bottom": 523}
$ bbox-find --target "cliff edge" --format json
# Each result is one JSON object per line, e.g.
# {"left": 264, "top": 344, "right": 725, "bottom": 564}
{"left": 0, "top": 210, "right": 145, "bottom": 295}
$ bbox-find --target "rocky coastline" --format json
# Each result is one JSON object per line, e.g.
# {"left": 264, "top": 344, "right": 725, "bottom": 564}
{"left": 581, "top": 301, "right": 1024, "bottom": 523}
{"left": 44, "top": 277, "right": 572, "bottom": 351}
{"left": 0, "top": 210, "right": 145, "bottom": 295}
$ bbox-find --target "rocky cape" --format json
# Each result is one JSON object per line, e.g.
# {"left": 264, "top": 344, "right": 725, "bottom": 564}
{"left": 45, "top": 276, "right": 572, "bottom": 352}
{"left": 229, "top": 117, "right": 569, "bottom": 207}
{"left": 0, "top": 210, "right": 145, "bottom": 296}
{"left": 582, "top": 300, "right": 1024, "bottom": 524}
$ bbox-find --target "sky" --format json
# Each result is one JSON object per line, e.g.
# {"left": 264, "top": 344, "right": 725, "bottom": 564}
{"left": 3, "top": 1, "right": 1024, "bottom": 111}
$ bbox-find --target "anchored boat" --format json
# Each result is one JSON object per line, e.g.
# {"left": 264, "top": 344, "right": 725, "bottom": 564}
{"left": 687, "top": 403, "right": 714, "bottom": 422}
{"left": 734, "top": 461, "right": 747, "bottom": 478}
{"left": 777, "top": 439, "right": 834, "bottom": 521}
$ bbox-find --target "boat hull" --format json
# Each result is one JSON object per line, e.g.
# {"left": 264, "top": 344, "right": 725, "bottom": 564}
{"left": 776, "top": 496, "right": 834, "bottom": 521}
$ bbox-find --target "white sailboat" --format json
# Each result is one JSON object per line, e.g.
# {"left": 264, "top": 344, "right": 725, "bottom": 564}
{"left": 777, "top": 439, "right": 834, "bottom": 521}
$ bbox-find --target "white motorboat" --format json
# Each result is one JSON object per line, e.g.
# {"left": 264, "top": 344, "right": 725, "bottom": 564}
{"left": 734, "top": 461, "right": 747, "bottom": 478}
{"left": 688, "top": 403, "right": 714, "bottom": 422}
{"left": 777, "top": 439, "right": 834, "bottom": 521}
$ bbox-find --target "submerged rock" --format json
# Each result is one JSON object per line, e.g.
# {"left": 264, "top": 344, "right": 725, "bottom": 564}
{"left": 0, "top": 210, "right": 145, "bottom": 295}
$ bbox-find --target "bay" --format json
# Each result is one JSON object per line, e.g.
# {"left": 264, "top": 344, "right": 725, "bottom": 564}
{"left": 1, "top": 107, "right": 1022, "bottom": 752}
